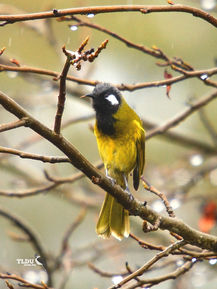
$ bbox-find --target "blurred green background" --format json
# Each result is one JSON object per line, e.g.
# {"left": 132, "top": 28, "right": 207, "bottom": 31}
{"left": 0, "top": 0, "right": 217, "bottom": 288}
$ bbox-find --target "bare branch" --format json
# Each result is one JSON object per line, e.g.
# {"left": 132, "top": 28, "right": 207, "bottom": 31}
{"left": 60, "top": 207, "right": 87, "bottom": 254}
{"left": 1, "top": 63, "right": 217, "bottom": 90}
{"left": 0, "top": 161, "right": 103, "bottom": 198}
{"left": 147, "top": 90, "right": 217, "bottom": 139}
{"left": 0, "top": 118, "right": 26, "bottom": 132}
{"left": 53, "top": 207, "right": 87, "bottom": 272}
{"left": 0, "top": 146, "right": 70, "bottom": 163}
{"left": 109, "top": 239, "right": 186, "bottom": 288}
{"left": 0, "top": 273, "right": 51, "bottom": 289}
{"left": 68, "top": 16, "right": 217, "bottom": 87}
{"left": 53, "top": 47, "right": 72, "bottom": 134}
{"left": 130, "top": 233, "right": 217, "bottom": 260}
{"left": 142, "top": 177, "right": 175, "bottom": 218}
{"left": 127, "top": 260, "right": 195, "bottom": 289}
{"left": 0, "top": 5, "right": 216, "bottom": 27}
{"left": 0, "top": 182, "right": 58, "bottom": 198}
{"left": 88, "top": 262, "right": 129, "bottom": 278}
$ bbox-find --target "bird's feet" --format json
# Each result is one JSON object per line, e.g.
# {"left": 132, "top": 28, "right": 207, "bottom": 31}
{"left": 124, "top": 186, "right": 134, "bottom": 201}
{"left": 105, "top": 169, "right": 116, "bottom": 186}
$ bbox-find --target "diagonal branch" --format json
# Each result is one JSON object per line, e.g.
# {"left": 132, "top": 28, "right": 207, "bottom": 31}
{"left": 199, "top": 109, "right": 217, "bottom": 145}
{"left": 1, "top": 90, "right": 217, "bottom": 252}
{"left": 147, "top": 89, "right": 217, "bottom": 139}
{"left": 127, "top": 260, "right": 195, "bottom": 289}
{"left": 109, "top": 239, "right": 186, "bottom": 289}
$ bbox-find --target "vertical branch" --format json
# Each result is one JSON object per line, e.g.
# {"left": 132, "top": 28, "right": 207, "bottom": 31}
{"left": 53, "top": 37, "right": 107, "bottom": 134}
{"left": 54, "top": 49, "right": 71, "bottom": 134}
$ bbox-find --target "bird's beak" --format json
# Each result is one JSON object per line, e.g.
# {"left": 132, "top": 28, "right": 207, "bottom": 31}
{"left": 80, "top": 93, "right": 94, "bottom": 99}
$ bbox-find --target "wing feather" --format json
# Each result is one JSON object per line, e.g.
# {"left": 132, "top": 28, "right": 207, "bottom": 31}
{"left": 133, "top": 129, "right": 145, "bottom": 190}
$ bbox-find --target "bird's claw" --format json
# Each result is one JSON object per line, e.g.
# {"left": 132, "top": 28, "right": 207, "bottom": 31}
{"left": 125, "top": 188, "right": 134, "bottom": 201}
{"left": 107, "top": 175, "right": 116, "bottom": 186}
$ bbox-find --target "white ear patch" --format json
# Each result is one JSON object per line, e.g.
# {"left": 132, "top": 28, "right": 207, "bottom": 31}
{"left": 105, "top": 94, "right": 119, "bottom": 106}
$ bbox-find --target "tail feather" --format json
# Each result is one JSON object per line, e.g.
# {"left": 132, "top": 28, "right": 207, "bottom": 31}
{"left": 96, "top": 193, "right": 112, "bottom": 238}
{"left": 96, "top": 193, "right": 130, "bottom": 240}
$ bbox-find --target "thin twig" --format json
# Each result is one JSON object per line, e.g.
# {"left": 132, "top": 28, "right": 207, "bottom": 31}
{"left": 0, "top": 118, "right": 26, "bottom": 132}
{"left": 52, "top": 206, "right": 87, "bottom": 272}
{"left": 0, "top": 161, "right": 103, "bottom": 198}
{"left": 88, "top": 262, "right": 129, "bottom": 278}
{"left": 0, "top": 146, "right": 70, "bottom": 163}
{"left": 60, "top": 207, "right": 87, "bottom": 255}
{"left": 130, "top": 233, "right": 217, "bottom": 259}
{"left": 0, "top": 273, "right": 51, "bottom": 289}
{"left": 141, "top": 177, "right": 175, "bottom": 218}
{"left": 130, "top": 233, "right": 165, "bottom": 251}
{"left": 52, "top": 207, "right": 87, "bottom": 272}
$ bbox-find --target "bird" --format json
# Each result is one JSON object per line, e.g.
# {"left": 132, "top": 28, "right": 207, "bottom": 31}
{"left": 84, "top": 83, "right": 145, "bottom": 240}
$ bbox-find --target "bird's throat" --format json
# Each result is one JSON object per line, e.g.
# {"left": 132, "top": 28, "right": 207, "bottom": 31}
{"left": 96, "top": 112, "right": 116, "bottom": 136}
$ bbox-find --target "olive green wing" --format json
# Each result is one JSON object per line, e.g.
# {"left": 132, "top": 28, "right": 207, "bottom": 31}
{"left": 133, "top": 129, "right": 145, "bottom": 190}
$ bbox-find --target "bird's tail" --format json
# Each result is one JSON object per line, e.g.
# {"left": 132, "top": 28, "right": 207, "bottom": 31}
{"left": 96, "top": 174, "right": 130, "bottom": 240}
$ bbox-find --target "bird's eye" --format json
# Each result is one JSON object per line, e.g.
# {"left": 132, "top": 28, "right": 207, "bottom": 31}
{"left": 105, "top": 94, "right": 119, "bottom": 106}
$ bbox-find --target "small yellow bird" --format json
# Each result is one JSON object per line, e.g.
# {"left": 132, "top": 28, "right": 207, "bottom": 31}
{"left": 85, "top": 83, "right": 145, "bottom": 240}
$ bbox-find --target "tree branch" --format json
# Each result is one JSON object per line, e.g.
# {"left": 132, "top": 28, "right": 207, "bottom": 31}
{"left": 53, "top": 48, "right": 71, "bottom": 134}
{"left": 0, "top": 5, "right": 216, "bottom": 28}
{"left": 127, "top": 260, "right": 195, "bottom": 289}
{"left": 109, "top": 240, "right": 186, "bottom": 289}
{"left": 147, "top": 90, "right": 217, "bottom": 139}
{"left": 68, "top": 15, "right": 217, "bottom": 86}
{"left": 0, "top": 273, "right": 50, "bottom": 289}
{"left": 0, "top": 207, "right": 52, "bottom": 287}
{"left": 1, "top": 64, "right": 217, "bottom": 90}
{"left": 0, "top": 118, "right": 26, "bottom": 132}
{"left": 0, "top": 161, "right": 103, "bottom": 198}
{"left": 0, "top": 146, "right": 70, "bottom": 163}
{"left": 1, "top": 90, "right": 217, "bottom": 252}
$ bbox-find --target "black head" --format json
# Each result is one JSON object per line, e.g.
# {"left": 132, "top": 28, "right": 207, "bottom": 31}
{"left": 86, "top": 83, "right": 122, "bottom": 136}
{"left": 87, "top": 83, "right": 122, "bottom": 115}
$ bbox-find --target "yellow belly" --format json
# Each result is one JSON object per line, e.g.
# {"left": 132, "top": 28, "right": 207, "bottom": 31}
{"left": 95, "top": 126, "right": 137, "bottom": 175}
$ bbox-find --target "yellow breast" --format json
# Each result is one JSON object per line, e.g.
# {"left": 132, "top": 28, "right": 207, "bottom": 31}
{"left": 94, "top": 98, "right": 144, "bottom": 175}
